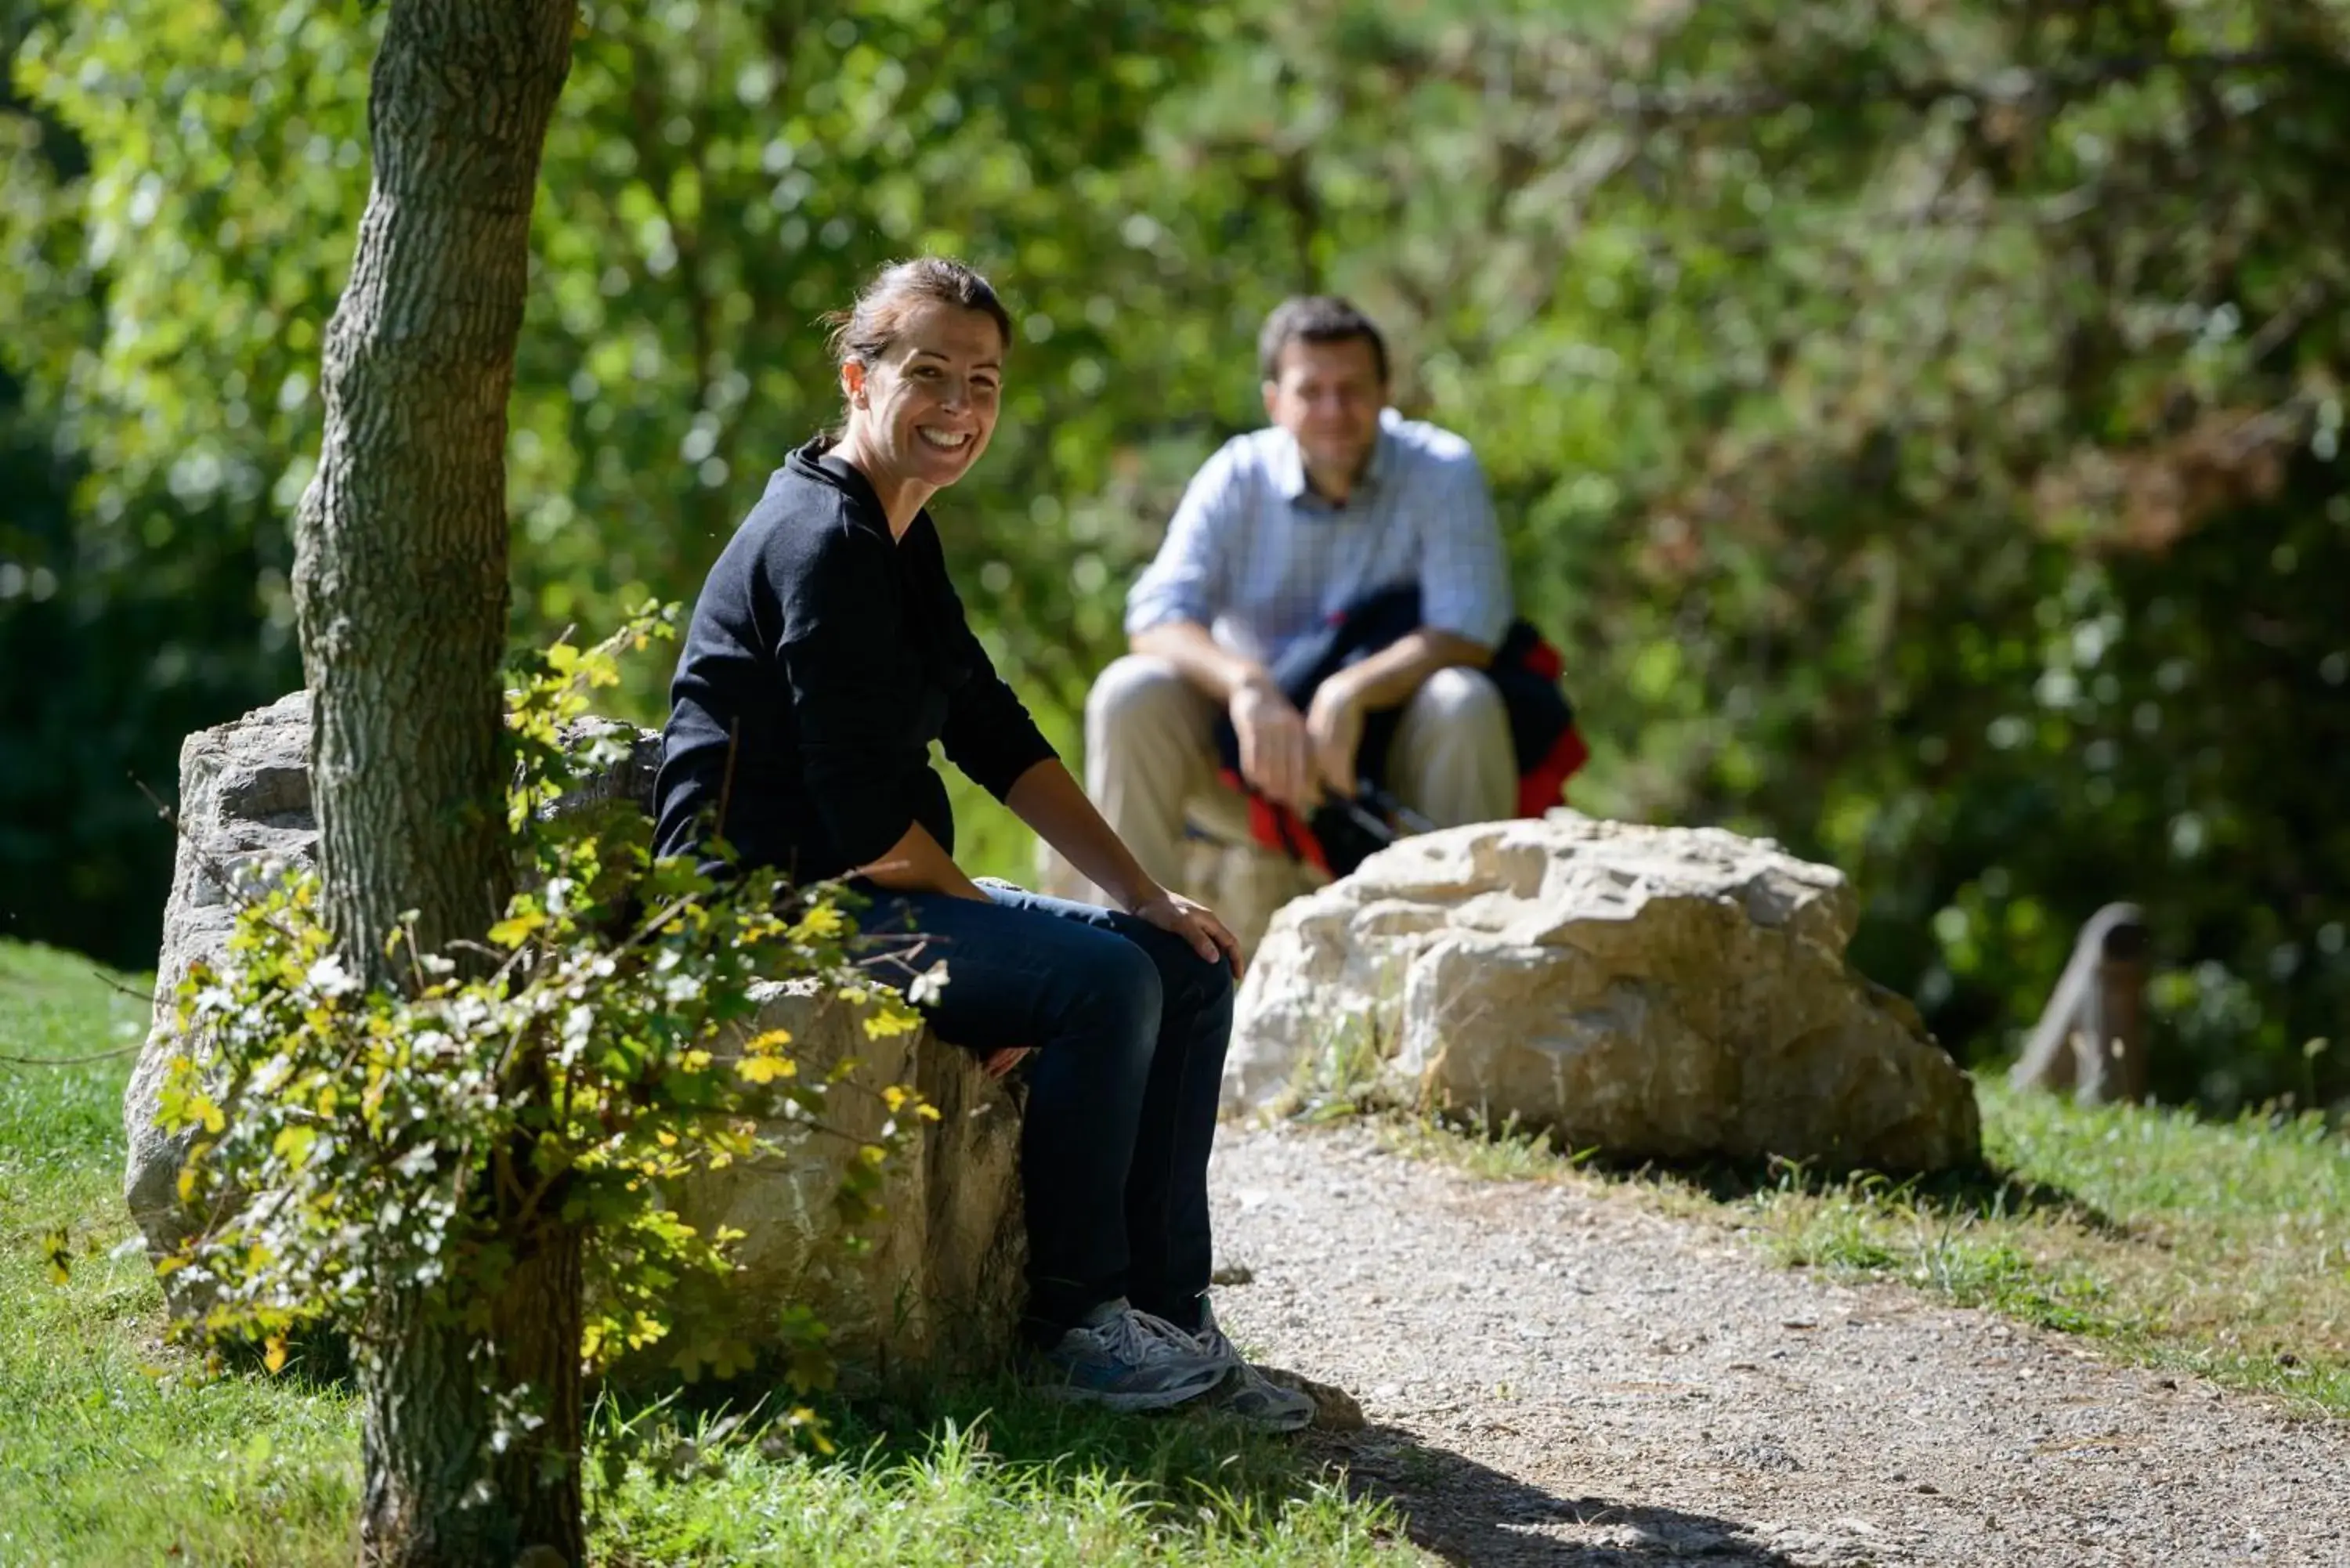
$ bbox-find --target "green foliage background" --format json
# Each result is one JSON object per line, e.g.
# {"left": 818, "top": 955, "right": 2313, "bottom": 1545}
{"left": 4, "top": 0, "right": 2346, "bottom": 1110}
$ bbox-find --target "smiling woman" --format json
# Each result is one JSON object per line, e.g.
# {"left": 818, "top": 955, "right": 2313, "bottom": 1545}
{"left": 648, "top": 258, "right": 1315, "bottom": 1430}
{"left": 822, "top": 258, "right": 1012, "bottom": 528}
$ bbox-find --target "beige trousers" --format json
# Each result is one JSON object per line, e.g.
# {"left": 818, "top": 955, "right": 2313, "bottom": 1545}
{"left": 1073, "top": 654, "right": 1517, "bottom": 901}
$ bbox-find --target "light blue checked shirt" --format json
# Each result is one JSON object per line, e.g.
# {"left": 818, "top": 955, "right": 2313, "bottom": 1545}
{"left": 1124, "top": 410, "right": 1512, "bottom": 667}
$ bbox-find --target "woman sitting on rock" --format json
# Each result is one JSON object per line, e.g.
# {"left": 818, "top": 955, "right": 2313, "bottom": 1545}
{"left": 651, "top": 257, "right": 1312, "bottom": 1429}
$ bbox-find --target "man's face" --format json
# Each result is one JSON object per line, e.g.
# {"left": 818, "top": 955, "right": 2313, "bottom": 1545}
{"left": 1262, "top": 335, "right": 1385, "bottom": 486}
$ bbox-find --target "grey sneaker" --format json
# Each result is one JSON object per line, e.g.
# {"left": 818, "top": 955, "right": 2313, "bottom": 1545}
{"left": 1034, "top": 1299, "right": 1229, "bottom": 1412}
{"left": 1185, "top": 1300, "right": 1318, "bottom": 1433}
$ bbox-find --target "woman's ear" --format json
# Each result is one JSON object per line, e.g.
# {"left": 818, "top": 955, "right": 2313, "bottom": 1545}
{"left": 841, "top": 359, "right": 868, "bottom": 408}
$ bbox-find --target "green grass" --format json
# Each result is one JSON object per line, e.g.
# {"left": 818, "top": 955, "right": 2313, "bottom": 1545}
{"left": 0, "top": 941, "right": 1414, "bottom": 1566}
{"left": 1372, "top": 1080, "right": 2350, "bottom": 1418}
{"left": 586, "top": 1393, "right": 1394, "bottom": 1567}
{"left": 1373, "top": 1111, "right": 1570, "bottom": 1183}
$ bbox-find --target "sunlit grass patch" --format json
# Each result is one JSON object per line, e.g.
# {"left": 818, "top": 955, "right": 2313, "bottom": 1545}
{"left": 0, "top": 941, "right": 1415, "bottom": 1565}
{"left": 1, "top": 943, "right": 365, "bottom": 1566}
{"left": 588, "top": 1396, "right": 1406, "bottom": 1566}
{"left": 1371, "top": 1110, "right": 1584, "bottom": 1184}
{"left": 1718, "top": 1086, "right": 2350, "bottom": 1412}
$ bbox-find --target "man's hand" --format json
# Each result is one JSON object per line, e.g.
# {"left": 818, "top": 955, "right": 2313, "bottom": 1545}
{"left": 1305, "top": 674, "right": 1367, "bottom": 800}
{"left": 1229, "top": 677, "right": 1314, "bottom": 812}
{"left": 1130, "top": 888, "right": 1245, "bottom": 975}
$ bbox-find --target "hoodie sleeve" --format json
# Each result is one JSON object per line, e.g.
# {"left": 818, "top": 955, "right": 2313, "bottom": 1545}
{"left": 926, "top": 535, "right": 1058, "bottom": 800}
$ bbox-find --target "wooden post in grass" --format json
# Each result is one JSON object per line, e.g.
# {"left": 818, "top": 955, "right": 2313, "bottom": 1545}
{"left": 2010, "top": 902, "right": 2152, "bottom": 1105}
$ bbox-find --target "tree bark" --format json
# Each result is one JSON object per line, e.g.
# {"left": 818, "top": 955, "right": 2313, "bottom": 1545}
{"left": 360, "top": 1218, "right": 586, "bottom": 1567}
{"left": 288, "top": 1, "right": 580, "bottom": 1563}
{"left": 291, "top": 0, "right": 574, "bottom": 984}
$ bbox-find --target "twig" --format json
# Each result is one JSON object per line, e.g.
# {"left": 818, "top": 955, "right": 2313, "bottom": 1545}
{"left": 131, "top": 772, "right": 180, "bottom": 834}
{"left": 0, "top": 1043, "right": 147, "bottom": 1066}
{"left": 88, "top": 967, "right": 154, "bottom": 1003}
{"left": 132, "top": 771, "right": 319, "bottom": 956}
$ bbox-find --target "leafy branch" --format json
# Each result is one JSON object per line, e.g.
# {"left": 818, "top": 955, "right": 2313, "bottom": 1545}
{"left": 117, "top": 605, "right": 941, "bottom": 1438}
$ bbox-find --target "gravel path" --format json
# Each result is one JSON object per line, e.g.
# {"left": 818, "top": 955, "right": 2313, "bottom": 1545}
{"left": 1208, "top": 1123, "right": 2350, "bottom": 1567}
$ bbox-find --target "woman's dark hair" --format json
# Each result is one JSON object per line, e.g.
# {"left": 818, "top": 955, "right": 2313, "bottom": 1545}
{"left": 1256, "top": 294, "right": 1389, "bottom": 385}
{"left": 822, "top": 256, "right": 1012, "bottom": 369}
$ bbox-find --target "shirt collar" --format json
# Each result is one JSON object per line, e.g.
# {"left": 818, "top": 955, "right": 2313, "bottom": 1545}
{"left": 1274, "top": 409, "right": 1397, "bottom": 510}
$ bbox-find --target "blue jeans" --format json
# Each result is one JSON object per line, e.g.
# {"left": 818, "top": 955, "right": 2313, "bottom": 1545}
{"left": 854, "top": 884, "right": 1235, "bottom": 1339}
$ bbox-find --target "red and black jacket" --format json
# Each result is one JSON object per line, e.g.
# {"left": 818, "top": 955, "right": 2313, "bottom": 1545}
{"left": 1210, "top": 584, "right": 1589, "bottom": 876}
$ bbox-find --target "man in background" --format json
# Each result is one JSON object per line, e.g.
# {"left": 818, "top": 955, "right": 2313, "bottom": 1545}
{"left": 1072, "top": 296, "right": 1519, "bottom": 912}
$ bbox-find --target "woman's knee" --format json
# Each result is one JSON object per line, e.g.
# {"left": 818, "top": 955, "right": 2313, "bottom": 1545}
{"left": 1180, "top": 942, "right": 1235, "bottom": 1013}
{"left": 1125, "top": 921, "right": 1234, "bottom": 1029}
{"left": 1065, "top": 934, "right": 1165, "bottom": 1050}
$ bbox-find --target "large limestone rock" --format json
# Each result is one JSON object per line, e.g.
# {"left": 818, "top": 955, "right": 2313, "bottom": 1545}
{"left": 645, "top": 981, "right": 1027, "bottom": 1377}
{"left": 1227, "top": 811, "right": 1980, "bottom": 1172}
{"left": 125, "top": 692, "right": 318, "bottom": 1262}
{"left": 128, "top": 693, "right": 1025, "bottom": 1374}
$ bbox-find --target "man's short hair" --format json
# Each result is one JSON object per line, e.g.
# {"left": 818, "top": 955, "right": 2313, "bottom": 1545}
{"left": 1256, "top": 295, "right": 1390, "bottom": 385}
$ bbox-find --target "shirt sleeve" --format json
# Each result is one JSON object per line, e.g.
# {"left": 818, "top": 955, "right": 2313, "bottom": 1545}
{"left": 1123, "top": 437, "right": 1246, "bottom": 638}
{"left": 1419, "top": 450, "right": 1513, "bottom": 648}
{"left": 771, "top": 523, "right": 924, "bottom": 868}
{"left": 936, "top": 578, "right": 1059, "bottom": 802}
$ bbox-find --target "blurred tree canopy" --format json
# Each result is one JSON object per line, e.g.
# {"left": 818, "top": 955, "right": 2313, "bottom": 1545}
{"left": 4, "top": 0, "right": 2345, "bottom": 1110}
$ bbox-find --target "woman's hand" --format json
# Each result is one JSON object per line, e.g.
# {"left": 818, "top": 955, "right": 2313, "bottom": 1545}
{"left": 1131, "top": 889, "right": 1245, "bottom": 975}
{"left": 1000, "top": 761, "right": 1244, "bottom": 976}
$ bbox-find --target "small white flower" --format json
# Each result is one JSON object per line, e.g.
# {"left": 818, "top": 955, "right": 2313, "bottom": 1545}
{"left": 305, "top": 955, "right": 360, "bottom": 998}
{"left": 907, "top": 961, "right": 950, "bottom": 1008}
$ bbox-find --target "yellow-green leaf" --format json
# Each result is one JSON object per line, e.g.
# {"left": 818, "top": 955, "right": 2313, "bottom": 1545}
{"left": 793, "top": 905, "right": 846, "bottom": 941}
{"left": 488, "top": 909, "right": 547, "bottom": 949}
{"left": 40, "top": 1228, "right": 71, "bottom": 1286}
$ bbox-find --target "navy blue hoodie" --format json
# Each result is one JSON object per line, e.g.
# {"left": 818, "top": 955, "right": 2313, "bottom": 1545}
{"left": 652, "top": 439, "right": 1056, "bottom": 884}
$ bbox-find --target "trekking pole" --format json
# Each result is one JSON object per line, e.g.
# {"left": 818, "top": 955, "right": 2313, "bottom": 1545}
{"left": 1355, "top": 783, "right": 1436, "bottom": 836}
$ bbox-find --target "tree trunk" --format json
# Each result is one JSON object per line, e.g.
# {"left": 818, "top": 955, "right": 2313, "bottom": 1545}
{"left": 360, "top": 1218, "right": 586, "bottom": 1567}
{"left": 288, "top": 1, "right": 579, "bottom": 1563}
{"left": 291, "top": 0, "right": 574, "bottom": 983}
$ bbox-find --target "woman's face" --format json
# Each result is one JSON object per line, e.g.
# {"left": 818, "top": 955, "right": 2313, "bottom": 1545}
{"left": 842, "top": 301, "right": 1005, "bottom": 493}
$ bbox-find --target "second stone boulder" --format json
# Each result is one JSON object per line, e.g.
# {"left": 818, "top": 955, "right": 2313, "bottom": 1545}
{"left": 1226, "top": 811, "right": 1979, "bottom": 1172}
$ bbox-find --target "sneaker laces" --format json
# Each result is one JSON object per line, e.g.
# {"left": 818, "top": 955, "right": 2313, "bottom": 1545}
{"left": 1133, "top": 1306, "right": 1203, "bottom": 1344}
{"left": 1139, "top": 1308, "right": 1311, "bottom": 1427}
{"left": 1131, "top": 1306, "right": 1250, "bottom": 1375}
{"left": 1090, "top": 1305, "right": 1190, "bottom": 1371}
